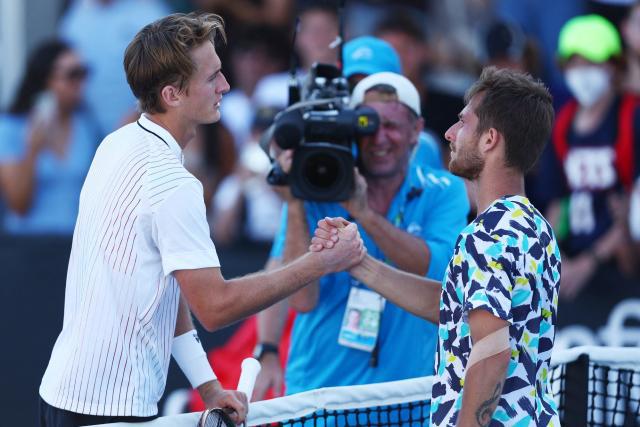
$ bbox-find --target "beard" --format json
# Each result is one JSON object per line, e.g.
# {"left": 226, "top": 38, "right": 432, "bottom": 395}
{"left": 448, "top": 143, "right": 484, "bottom": 180}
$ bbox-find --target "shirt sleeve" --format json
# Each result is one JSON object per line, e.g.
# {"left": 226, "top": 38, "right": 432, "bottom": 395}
{"left": 419, "top": 173, "right": 470, "bottom": 281}
{"left": 269, "top": 203, "right": 288, "bottom": 260}
{"left": 153, "top": 179, "right": 220, "bottom": 276}
{"left": 461, "top": 231, "right": 514, "bottom": 323}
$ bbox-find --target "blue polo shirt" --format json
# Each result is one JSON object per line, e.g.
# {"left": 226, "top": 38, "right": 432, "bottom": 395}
{"left": 271, "top": 165, "right": 469, "bottom": 394}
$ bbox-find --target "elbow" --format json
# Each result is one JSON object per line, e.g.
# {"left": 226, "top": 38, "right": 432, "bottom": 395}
{"left": 194, "top": 305, "right": 235, "bottom": 333}
{"left": 289, "top": 298, "right": 316, "bottom": 313}
{"left": 199, "top": 313, "right": 230, "bottom": 333}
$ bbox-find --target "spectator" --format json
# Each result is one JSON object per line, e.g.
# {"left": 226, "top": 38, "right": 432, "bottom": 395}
{"left": 183, "top": 120, "right": 237, "bottom": 204}
{"left": 220, "top": 25, "right": 288, "bottom": 149}
{"left": 536, "top": 14, "right": 640, "bottom": 326}
{"left": 375, "top": 10, "right": 467, "bottom": 165}
{"left": 631, "top": 177, "right": 640, "bottom": 241}
{"left": 189, "top": 0, "right": 293, "bottom": 30}
{"left": 59, "top": 0, "right": 170, "bottom": 134}
{"left": 620, "top": 1, "right": 640, "bottom": 94}
{"left": 0, "top": 39, "right": 99, "bottom": 235}
{"left": 209, "top": 106, "right": 282, "bottom": 246}
{"left": 629, "top": 178, "right": 640, "bottom": 243}
{"left": 252, "top": 2, "right": 339, "bottom": 109}
{"left": 495, "top": 0, "right": 586, "bottom": 100}
{"left": 258, "top": 73, "right": 469, "bottom": 403}
{"left": 252, "top": 36, "right": 452, "bottom": 399}
{"left": 343, "top": 36, "right": 444, "bottom": 171}
{"left": 482, "top": 19, "right": 541, "bottom": 77}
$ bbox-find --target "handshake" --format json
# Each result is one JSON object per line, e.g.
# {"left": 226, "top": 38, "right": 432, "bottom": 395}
{"left": 307, "top": 217, "right": 369, "bottom": 275}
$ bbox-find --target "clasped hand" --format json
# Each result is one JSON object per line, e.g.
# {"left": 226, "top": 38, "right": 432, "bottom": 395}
{"left": 309, "top": 217, "right": 367, "bottom": 272}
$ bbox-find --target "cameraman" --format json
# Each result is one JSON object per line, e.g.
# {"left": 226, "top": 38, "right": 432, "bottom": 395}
{"left": 257, "top": 72, "right": 469, "bottom": 400}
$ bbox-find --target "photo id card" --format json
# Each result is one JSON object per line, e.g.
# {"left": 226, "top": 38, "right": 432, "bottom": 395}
{"left": 338, "top": 286, "right": 384, "bottom": 352}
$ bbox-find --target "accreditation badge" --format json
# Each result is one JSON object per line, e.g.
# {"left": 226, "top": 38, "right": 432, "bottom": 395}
{"left": 338, "top": 284, "right": 385, "bottom": 352}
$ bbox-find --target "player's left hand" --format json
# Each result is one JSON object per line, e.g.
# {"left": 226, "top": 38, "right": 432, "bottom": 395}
{"left": 198, "top": 380, "right": 248, "bottom": 424}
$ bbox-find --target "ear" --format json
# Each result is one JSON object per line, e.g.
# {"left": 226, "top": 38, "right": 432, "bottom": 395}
{"left": 479, "top": 127, "right": 501, "bottom": 155}
{"left": 159, "top": 84, "right": 182, "bottom": 110}
{"left": 411, "top": 116, "right": 424, "bottom": 147}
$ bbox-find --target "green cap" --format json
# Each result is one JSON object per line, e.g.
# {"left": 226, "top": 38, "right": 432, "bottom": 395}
{"left": 558, "top": 14, "right": 622, "bottom": 63}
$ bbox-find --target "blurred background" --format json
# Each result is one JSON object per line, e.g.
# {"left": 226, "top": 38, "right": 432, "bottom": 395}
{"left": 0, "top": 0, "right": 639, "bottom": 424}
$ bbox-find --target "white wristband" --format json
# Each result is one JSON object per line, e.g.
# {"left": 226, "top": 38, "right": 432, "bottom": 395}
{"left": 172, "top": 330, "right": 217, "bottom": 388}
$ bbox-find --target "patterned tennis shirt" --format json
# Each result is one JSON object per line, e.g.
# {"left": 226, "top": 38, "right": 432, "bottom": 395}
{"left": 430, "top": 195, "right": 561, "bottom": 426}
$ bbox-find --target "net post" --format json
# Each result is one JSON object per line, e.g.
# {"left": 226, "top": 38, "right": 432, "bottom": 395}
{"left": 563, "top": 353, "right": 590, "bottom": 427}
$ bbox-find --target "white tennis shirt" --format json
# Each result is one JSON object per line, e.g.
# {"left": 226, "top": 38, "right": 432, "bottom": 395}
{"left": 40, "top": 114, "right": 220, "bottom": 416}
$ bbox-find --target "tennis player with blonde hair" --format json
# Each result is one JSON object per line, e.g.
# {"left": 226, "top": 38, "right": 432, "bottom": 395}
{"left": 38, "top": 13, "right": 365, "bottom": 427}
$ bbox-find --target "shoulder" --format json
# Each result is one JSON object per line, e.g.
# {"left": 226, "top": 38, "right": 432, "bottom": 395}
{"left": 472, "top": 199, "right": 521, "bottom": 240}
{"left": 409, "top": 165, "right": 464, "bottom": 192}
{"left": 407, "top": 165, "right": 468, "bottom": 211}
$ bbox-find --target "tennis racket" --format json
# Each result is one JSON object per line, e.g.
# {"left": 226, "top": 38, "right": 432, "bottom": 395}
{"left": 198, "top": 358, "right": 262, "bottom": 427}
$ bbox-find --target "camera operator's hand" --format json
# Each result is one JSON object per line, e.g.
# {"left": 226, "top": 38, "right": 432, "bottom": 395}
{"left": 341, "top": 168, "right": 371, "bottom": 221}
{"left": 271, "top": 149, "right": 296, "bottom": 202}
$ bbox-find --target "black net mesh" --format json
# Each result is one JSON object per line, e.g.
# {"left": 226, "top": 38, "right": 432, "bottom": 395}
{"left": 551, "top": 356, "right": 640, "bottom": 427}
{"left": 251, "top": 401, "right": 430, "bottom": 426}
{"left": 249, "top": 357, "right": 640, "bottom": 427}
{"left": 587, "top": 363, "right": 640, "bottom": 426}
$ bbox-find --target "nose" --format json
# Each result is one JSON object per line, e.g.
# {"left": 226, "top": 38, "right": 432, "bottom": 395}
{"left": 444, "top": 124, "right": 456, "bottom": 143}
{"left": 373, "top": 127, "right": 387, "bottom": 146}
{"left": 218, "top": 72, "right": 230, "bottom": 95}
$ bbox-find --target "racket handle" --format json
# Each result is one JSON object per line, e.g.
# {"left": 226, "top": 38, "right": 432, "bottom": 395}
{"left": 237, "top": 357, "right": 261, "bottom": 400}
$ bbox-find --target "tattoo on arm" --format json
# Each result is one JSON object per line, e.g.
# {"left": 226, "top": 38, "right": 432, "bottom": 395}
{"left": 475, "top": 382, "right": 502, "bottom": 427}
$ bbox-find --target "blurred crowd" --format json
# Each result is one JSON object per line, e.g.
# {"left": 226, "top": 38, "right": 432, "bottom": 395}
{"left": 1, "top": 0, "right": 639, "bottom": 338}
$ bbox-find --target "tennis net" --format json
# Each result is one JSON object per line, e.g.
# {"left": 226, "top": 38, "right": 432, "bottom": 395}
{"left": 99, "top": 346, "right": 640, "bottom": 427}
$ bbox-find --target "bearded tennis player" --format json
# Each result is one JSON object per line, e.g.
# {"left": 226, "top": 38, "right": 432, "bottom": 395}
{"left": 313, "top": 67, "right": 561, "bottom": 426}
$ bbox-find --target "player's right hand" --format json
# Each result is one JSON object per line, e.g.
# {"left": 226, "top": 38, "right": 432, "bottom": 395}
{"left": 199, "top": 381, "right": 248, "bottom": 424}
{"left": 313, "top": 220, "right": 366, "bottom": 273}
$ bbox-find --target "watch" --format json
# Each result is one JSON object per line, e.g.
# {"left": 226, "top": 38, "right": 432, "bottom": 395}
{"left": 253, "top": 342, "right": 279, "bottom": 361}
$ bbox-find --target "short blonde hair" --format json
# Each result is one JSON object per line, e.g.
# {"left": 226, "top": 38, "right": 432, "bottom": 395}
{"left": 124, "top": 12, "right": 226, "bottom": 114}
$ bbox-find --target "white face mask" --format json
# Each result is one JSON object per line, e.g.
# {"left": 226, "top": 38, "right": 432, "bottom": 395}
{"left": 564, "top": 66, "right": 611, "bottom": 107}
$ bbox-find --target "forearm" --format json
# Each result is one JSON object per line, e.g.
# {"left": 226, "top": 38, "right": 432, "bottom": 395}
{"left": 180, "top": 253, "right": 325, "bottom": 331}
{"left": 457, "top": 351, "right": 510, "bottom": 427}
{"left": 284, "top": 200, "right": 320, "bottom": 312}
{"left": 358, "top": 210, "right": 431, "bottom": 275}
{"left": 350, "top": 254, "right": 441, "bottom": 323}
{"left": 258, "top": 300, "right": 288, "bottom": 344}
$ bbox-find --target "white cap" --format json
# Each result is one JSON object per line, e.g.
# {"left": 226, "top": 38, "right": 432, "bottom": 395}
{"left": 349, "top": 72, "right": 421, "bottom": 116}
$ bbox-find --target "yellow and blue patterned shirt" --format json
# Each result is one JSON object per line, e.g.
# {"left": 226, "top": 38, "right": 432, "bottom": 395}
{"left": 431, "top": 195, "right": 561, "bottom": 426}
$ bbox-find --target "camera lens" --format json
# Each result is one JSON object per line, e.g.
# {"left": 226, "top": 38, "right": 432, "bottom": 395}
{"left": 303, "top": 152, "right": 341, "bottom": 189}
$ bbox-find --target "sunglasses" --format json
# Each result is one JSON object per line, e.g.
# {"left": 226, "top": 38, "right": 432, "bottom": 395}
{"left": 56, "top": 65, "right": 90, "bottom": 81}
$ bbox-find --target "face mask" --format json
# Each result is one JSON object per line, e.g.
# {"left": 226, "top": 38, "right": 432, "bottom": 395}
{"left": 564, "top": 66, "right": 611, "bottom": 107}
